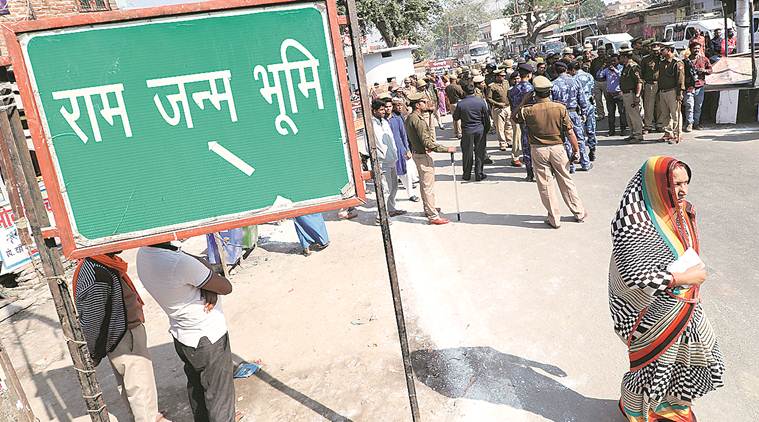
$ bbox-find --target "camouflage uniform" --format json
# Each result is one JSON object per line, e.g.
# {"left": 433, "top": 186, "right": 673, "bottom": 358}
{"left": 508, "top": 80, "right": 534, "bottom": 170}
{"left": 574, "top": 69, "right": 597, "bottom": 151}
{"left": 550, "top": 74, "right": 591, "bottom": 171}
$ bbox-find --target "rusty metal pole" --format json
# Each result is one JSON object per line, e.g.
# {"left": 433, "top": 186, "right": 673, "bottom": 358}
{"left": 342, "top": 0, "right": 421, "bottom": 420}
{"left": 0, "top": 99, "right": 109, "bottom": 421}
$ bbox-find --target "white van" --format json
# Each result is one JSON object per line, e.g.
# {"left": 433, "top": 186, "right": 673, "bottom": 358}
{"left": 663, "top": 18, "right": 735, "bottom": 51}
{"left": 583, "top": 33, "right": 633, "bottom": 54}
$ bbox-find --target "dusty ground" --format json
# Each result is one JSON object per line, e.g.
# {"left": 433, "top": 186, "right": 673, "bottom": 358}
{"left": 0, "top": 116, "right": 757, "bottom": 422}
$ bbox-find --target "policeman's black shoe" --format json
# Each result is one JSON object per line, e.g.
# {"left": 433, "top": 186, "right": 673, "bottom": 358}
{"left": 608, "top": 128, "right": 616, "bottom": 137}
{"left": 578, "top": 163, "right": 594, "bottom": 172}
{"left": 525, "top": 168, "right": 535, "bottom": 182}
{"left": 589, "top": 148, "right": 596, "bottom": 162}
{"left": 484, "top": 157, "right": 494, "bottom": 165}
{"left": 475, "top": 174, "right": 488, "bottom": 181}
{"left": 694, "top": 124, "right": 703, "bottom": 130}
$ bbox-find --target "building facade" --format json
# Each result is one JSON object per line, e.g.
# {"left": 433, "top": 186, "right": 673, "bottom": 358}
{"left": 0, "top": 0, "right": 118, "bottom": 55}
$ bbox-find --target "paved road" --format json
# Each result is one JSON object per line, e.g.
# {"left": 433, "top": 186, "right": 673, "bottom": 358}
{"left": 2, "top": 118, "right": 757, "bottom": 422}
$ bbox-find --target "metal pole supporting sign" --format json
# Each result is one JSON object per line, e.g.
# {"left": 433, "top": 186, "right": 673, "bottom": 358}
{"left": 343, "top": 0, "right": 421, "bottom": 420}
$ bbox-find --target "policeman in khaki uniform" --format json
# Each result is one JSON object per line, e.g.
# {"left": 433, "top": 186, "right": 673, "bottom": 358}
{"left": 619, "top": 46, "right": 645, "bottom": 143}
{"left": 640, "top": 42, "right": 661, "bottom": 132}
{"left": 656, "top": 43, "right": 685, "bottom": 143}
{"left": 514, "top": 76, "right": 587, "bottom": 229}
{"left": 404, "top": 92, "right": 455, "bottom": 225}
{"left": 487, "top": 70, "right": 513, "bottom": 152}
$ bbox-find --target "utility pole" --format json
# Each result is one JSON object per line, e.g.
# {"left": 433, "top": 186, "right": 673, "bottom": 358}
{"left": 735, "top": 0, "right": 751, "bottom": 53}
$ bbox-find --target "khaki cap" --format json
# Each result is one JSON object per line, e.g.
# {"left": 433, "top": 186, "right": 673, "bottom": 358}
{"left": 504, "top": 59, "right": 514, "bottom": 68}
{"left": 562, "top": 47, "right": 573, "bottom": 54}
{"left": 407, "top": 92, "right": 427, "bottom": 102}
{"left": 532, "top": 75, "right": 552, "bottom": 92}
{"left": 377, "top": 92, "right": 392, "bottom": 100}
{"left": 535, "top": 57, "right": 545, "bottom": 64}
{"left": 416, "top": 80, "right": 428, "bottom": 88}
{"left": 473, "top": 75, "right": 485, "bottom": 83}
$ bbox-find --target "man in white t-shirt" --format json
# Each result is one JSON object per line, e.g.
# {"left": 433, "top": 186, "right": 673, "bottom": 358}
{"left": 136, "top": 243, "right": 236, "bottom": 422}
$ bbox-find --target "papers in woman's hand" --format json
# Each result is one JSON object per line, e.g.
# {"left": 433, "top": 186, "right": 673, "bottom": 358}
{"left": 666, "top": 248, "right": 704, "bottom": 273}
{"left": 667, "top": 248, "right": 704, "bottom": 289}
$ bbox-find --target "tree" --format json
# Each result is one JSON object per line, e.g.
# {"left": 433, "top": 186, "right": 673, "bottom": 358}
{"left": 340, "top": 0, "right": 438, "bottom": 48}
{"left": 502, "top": 0, "right": 607, "bottom": 46}
{"left": 425, "top": 0, "right": 496, "bottom": 58}
{"left": 502, "top": 0, "right": 563, "bottom": 45}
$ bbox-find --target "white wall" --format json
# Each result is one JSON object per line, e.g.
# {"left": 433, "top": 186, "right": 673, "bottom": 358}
{"left": 363, "top": 49, "right": 415, "bottom": 86}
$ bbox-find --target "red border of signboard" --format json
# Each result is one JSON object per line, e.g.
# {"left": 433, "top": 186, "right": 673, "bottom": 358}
{"left": 2, "top": 0, "right": 366, "bottom": 259}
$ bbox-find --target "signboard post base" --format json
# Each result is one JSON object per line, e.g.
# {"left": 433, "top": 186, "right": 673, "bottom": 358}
{"left": 0, "top": 103, "right": 109, "bottom": 421}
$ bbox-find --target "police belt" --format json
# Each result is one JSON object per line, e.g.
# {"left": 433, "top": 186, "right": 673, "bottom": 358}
{"left": 622, "top": 89, "right": 636, "bottom": 94}
{"left": 644, "top": 80, "right": 658, "bottom": 85}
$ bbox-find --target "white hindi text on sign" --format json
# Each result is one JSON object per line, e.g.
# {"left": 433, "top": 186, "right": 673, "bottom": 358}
{"left": 254, "top": 39, "right": 324, "bottom": 136}
{"left": 51, "top": 84, "right": 132, "bottom": 144}
{"left": 146, "top": 70, "right": 238, "bottom": 128}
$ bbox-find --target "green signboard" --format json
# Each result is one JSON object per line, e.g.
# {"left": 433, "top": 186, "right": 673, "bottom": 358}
{"left": 10, "top": 1, "right": 361, "bottom": 255}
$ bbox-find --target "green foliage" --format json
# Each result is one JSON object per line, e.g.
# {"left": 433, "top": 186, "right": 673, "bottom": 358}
{"left": 340, "top": 0, "right": 438, "bottom": 47}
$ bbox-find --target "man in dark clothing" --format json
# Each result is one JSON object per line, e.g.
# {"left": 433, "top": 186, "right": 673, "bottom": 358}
{"left": 453, "top": 82, "right": 491, "bottom": 181}
{"left": 74, "top": 253, "right": 167, "bottom": 422}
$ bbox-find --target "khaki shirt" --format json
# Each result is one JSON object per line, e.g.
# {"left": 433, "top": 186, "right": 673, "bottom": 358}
{"left": 486, "top": 82, "right": 510, "bottom": 109}
{"left": 515, "top": 98, "right": 573, "bottom": 146}
{"left": 404, "top": 111, "right": 448, "bottom": 154}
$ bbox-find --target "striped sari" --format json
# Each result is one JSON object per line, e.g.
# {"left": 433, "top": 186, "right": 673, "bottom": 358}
{"left": 609, "top": 156, "right": 724, "bottom": 422}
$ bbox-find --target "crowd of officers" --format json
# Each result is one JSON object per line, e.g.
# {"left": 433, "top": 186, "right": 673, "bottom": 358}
{"left": 364, "top": 36, "right": 713, "bottom": 228}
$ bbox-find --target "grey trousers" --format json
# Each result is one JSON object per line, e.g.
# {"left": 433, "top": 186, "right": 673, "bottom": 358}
{"left": 173, "top": 333, "right": 236, "bottom": 422}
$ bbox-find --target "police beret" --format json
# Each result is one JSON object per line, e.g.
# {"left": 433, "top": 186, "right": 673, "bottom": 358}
{"left": 533, "top": 75, "right": 552, "bottom": 91}
{"left": 554, "top": 61, "right": 568, "bottom": 70}
{"left": 518, "top": 63, "right": 534, "bottom": 73}
{"left": 407, "top": 93, "right": 427, "bottom": 102}
{"left": 473, "top": 75, "right": 486, "bottom": 83}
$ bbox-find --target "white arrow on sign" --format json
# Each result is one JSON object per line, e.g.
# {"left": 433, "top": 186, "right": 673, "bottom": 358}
{"left": 208, "top": 141, "right": 255, "bottom": 176}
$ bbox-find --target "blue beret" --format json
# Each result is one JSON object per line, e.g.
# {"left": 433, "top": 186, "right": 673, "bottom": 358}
{"left": 518, "top": 63, "right": 534, "bottom": 73}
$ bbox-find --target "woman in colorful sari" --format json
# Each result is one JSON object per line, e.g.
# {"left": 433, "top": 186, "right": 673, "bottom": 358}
{"left": 609, "top": 156, "right": 724, "bottom": 422}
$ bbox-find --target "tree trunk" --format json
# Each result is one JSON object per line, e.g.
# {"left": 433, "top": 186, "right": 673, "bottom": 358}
{"left": 374, "top": 19, "right": 397, "bottom": 47}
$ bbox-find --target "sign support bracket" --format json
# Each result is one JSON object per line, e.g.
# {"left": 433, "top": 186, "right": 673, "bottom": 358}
{"left": 343, "top": 1, "right": 421, "bottom": 420}
{"left": 0, "top": 100, "right": 109, "bottom": 421}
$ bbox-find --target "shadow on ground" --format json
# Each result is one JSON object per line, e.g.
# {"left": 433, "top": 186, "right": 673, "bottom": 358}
{"left": 411, "top": 346, "right": 622, "bottom": 422}
{"left": 28, "top": 341, "right": 352, "bottom": 422}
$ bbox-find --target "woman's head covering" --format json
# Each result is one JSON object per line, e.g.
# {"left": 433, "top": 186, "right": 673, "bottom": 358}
{"left": 613, "top": 156, "right": 698, "bottom": 260}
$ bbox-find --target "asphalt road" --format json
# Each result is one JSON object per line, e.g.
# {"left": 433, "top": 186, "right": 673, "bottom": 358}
{"left": 2, "top": 116, "right": 757, "bottom": 422}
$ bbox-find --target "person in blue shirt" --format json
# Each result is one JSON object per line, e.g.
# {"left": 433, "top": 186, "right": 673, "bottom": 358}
{"left": 453, "top": 81, "right": 491, "bottom": 181}
{"left": 550, "top": 61, "right": 592, "bottom": 172}
{"left": 573, "top": 59, "right": 597, "bottom": 161}
{"left": 596, "top": 54, "right": 627, "bottom": 137}
{"left": 509, "top": 63, "right": 536, "bottom": 182}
